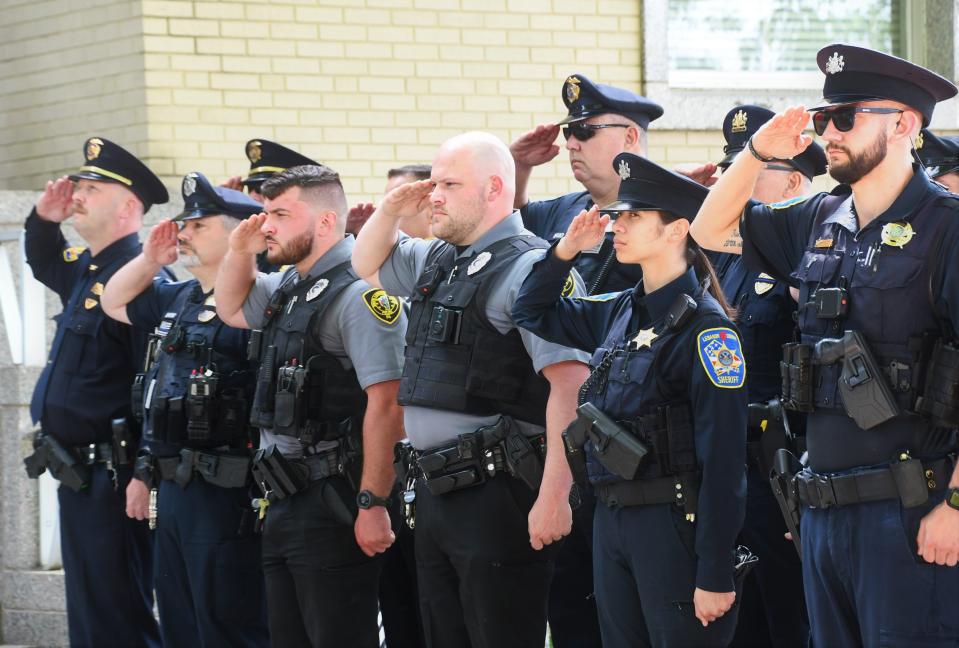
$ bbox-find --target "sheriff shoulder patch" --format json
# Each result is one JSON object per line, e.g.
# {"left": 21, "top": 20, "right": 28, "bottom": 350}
{"left": 562, "top": 273, "right": 576, "bottom": 297}
{"left": 362, "top": 288, "right": 401, "bottom": 325}
{"left": 697, "top": 327, "right": 746, "bottom": 389}
{"left": 768, "top": 196, "right": 808, "bottom": 211}
{"left": 63, "top": 246, "right": 86, "bottom": 262}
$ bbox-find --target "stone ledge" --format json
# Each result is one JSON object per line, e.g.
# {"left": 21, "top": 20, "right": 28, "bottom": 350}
{"left": 1, "top": 609, "right": 66, "bottom": 648}
{"left": 0, "top": 571, "right": 64, "bottom": 614}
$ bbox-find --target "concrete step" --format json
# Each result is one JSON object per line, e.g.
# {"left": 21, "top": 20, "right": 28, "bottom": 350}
{"left": 0, "top": 570, "right": 66, "bottom": 647}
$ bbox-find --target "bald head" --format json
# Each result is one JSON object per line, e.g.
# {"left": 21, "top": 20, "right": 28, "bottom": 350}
{"left": 436, "top": 131, "right": 516, "bottom": 201}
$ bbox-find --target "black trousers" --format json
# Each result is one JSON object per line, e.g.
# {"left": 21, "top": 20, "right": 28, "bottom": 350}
{"left": 261, "top": 475, "right": 383, "bottom": 648}
{"left": 154, "top": 477, "right": 269, "bottom": 648}
{"left": 414, "top": 473, "right": 560, "bottom": 648}
{"left": 379, "top": 505, "right": 425, "bottom": 648}
{"left": 58, "top": 464, "right": 160, "bottom": 648}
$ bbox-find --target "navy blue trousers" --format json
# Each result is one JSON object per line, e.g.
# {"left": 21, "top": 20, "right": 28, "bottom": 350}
{"left": 802, "top": 489, "right": 959, "bottom": 647}
{"left": 731, "top": 465, "right": 808, "bottom": 647}
{"left": 154, "top": 476, "right": 269, "bottom": 648}
{"left": 593, "top": 502, "right": 739, "bottom": 648}
{"left": 58, "top": 464, "right": 160, "bottom": 648}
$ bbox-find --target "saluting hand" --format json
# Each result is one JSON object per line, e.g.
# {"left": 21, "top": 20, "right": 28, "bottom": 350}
{"left": 347, "top": 202, "right": 376, "bottom": 235}
{"left": 751, "top": 106, "right": 814, "bottom": 161}
{"left": 354, "top": 507, "right": 396, "bottom": 557}
{"left": 378, "top": 180, "right": 432, "bottom": 222}
{"left": 510, "top": 124, "right": 562, "bottom": 169}
{"left": 693, "top": 587, "right": 736, "bottom": 627}
{"left": 143, "top": 220, "right": 180, "bottom": 266}
{"left": 36, "top": 176, "right": 75, "bottom": 223}
{"left": 556, "top": 206, "right": 609, "bottom": 261}
{"left": 219, "top": 175, "right": 243, "bottom": 191}
{"left": 916, "top": 500, "right": 959, "bottom": 566}
{"left": 676, "top": 162, "right": 719, "bottom": 187}
{"left": 229, "top": 212, "right": 268, "bottom": 255}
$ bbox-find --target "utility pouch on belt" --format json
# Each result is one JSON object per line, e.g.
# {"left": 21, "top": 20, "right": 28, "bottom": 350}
{"left": 815, "top": 331, "right": 900, "bottom": 429}
{"left": 577, "top": 402, "right": 649, "bottom": 480}
{"left": 915, "top": 339, "right": 959, "bottom": 428}
{"left": 273, "top": 364, "right": 308, "bottom": 436}
{"left": 251, "top": 445, "right": 309, "bottom": 500}
{"left": 185, "top": 370, "right": 218, "bottom": 443}
{"left": 111, "top": 418, "right": 133, "bottom": 466}
{"left": 247, "top": 329, "right": 263, "bottom": 362}
{"left": 781, "top": 343, "right": 815, "bottom": 412}
{"left": 889, "top": 456, "right": 929, "bottom": 508}
{"left": 504, "top": 428, "right": 544, "bottom": 491}
{"left": 250, "top": 345, "right": 277, "bottom": 428}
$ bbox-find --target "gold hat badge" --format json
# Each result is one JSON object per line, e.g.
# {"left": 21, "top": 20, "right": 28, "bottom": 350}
{"left": 565, "top": 76, "right": 581, "bottom": 103}
{"left": 86, "top": 138, "right": 104, "bottom": 161}
{"left": 730, "top": 110, "right": 748, "bottom": 134}
{"left": 246, "top": 141, "right": 262, "bottom": 164}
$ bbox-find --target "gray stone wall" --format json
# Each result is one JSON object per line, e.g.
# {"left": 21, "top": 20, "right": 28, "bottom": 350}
{"left": 0, "top": 190, "right": 183, "bottom": 646}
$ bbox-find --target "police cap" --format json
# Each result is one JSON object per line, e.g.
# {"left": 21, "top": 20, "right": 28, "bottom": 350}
{"left": 810, "top": 44, "right": 958, "bottom": 127}
{"left": 173, "top": 172, "right": 263, "bottom": 222}
{"left": 916, "top": 129, "right": 959, "bottom": 179}
{"left": 242, "top": 139, "right": 320, "bottom": 189}
{"left": 69, "top": 137, "right": 169, "bottom": 211}
{"left": 719, "top": 104, "right": 827, "bottom": 179}
{"left": 601, "top": 153, "right": 707, "bottom": 221}
{"left": 558, "top": 74, "right": 664, "bottom": 130}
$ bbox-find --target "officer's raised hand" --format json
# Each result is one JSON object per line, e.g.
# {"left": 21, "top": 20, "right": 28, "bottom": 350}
{"left": 355, "top": 506, "right": 396, "bottom": 558}
{"left": 378, "top": 179, "right": 432, "bottom": 223}
{"left": 693, "top": 587, "right": 736, "bottom": 627}
{"left": 916, "top": 495, "right": 959, "bottom": 566}
{"left": 555, "top": 205, "right": 609, "bottom": 261}
{"left": 219, "top": 175, "right": 243, "bottom": 191}
{"left": 510, "top": 124, "right": 562, "bottom": 170}
{"left": 347, "top": 202, "right": 375, "bottom": 235}
{"left": 143, "top": 220, "right": 179, "bottom": 266}
{"left": 750, "top": 106, "right": 814, "bottom": 161}
{"left": 36, "top": 176, "right": 75, "bottom": 223}
{"left": 229, "top": 212, "right": 268, "bottom": 255}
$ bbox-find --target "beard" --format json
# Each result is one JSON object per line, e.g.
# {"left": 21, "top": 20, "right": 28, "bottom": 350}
{"left": 828, "top": 131, "right": 887, "bottom": 185}
{"left": 267, "top": 228, "right": 314, "bottom": 265}
{"left": 430, "top": 193, "right": 485, "bottom": 245}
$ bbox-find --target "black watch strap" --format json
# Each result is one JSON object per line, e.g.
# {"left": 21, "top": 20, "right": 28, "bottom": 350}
{"left": 356, "top": 490, "right": 390, "bottom": 509}
{"left": 946, "top": 487, "right": 959, "bottom": 511}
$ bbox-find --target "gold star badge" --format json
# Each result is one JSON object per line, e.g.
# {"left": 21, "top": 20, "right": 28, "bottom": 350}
{"left": 630, "top": 328, "right": 658, "bottom": 350}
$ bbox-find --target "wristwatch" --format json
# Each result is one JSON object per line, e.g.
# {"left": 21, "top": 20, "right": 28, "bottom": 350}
{"left": 356, "top": 490, "right": 391, "bottom": 510}
{"left": 946, "top": 487, "right": 959, "bottom": 511}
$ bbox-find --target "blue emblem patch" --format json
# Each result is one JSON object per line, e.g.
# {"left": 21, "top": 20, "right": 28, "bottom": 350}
{"left": 768, "top": 196, "right": 808, "bottom": 211}
{"left": 697, "top": 327, "right": 746, "bottom": 389}
{"left": 575, "top": 291, "right": 619, "bottom": 302}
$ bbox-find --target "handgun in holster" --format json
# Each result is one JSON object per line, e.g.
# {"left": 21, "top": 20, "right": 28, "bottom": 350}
{"left": 24, "top": 431, "right": 90, "bottom": 492}
{"left": 815, "top": 330, "right": 900, "bottom": 430}
{"left": 273, "top": 363, "right": 309, "bottom": 437}
{"left": 561, "top": 413, "right": 591, "bottom": 488}
{"left": 576, "top": 402, "right": 650, "bottom": 480}
{"left": 503, "top": 427, "right": 544, "bottom": 491}
{"left": 769, "top": 448, "right": 803, "bottom": 559}
{"left": 251, "top": 445, "right": 309, "bottom": 500}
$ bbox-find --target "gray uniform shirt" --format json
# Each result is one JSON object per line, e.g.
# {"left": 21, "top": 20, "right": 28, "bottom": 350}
{"left": 242, "top": 235, "right": 407, "bottom": 456}
{"left": 378, "top": 211, "right": 589, "bottom": 450}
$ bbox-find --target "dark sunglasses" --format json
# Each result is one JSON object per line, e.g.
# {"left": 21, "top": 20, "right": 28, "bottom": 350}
{"left": 811, "top": 106, "right": 904, "bottom": 136}
{"left": 562, "top": 122, "right": 631, "bottom": 141}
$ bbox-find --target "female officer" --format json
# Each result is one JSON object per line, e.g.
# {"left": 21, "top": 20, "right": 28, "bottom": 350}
{"left": 512, "top": 153, "right": 748, "bottom": 648}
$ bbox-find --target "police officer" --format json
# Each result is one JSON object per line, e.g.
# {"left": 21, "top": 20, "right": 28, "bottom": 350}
{"left": 100, "top": 173, "right": 269, "bottom": 647}
{"left": 916, "top": 128, "right": 959, "bottom": 193}
{"left": 23, "top": 137, "right": 168, "bottom": 647}
{"left": 510, "top": 75, "right": 663, "bottom": 647}
{"left": 512, "top": 153, "right": 748, "bottom": 647}
{"left": 214, "top": 164, "right": 407, "bottom": 647}
{"left": 353, "top": 131, "right": 590, "bottom": 648}
{"left": 711, "top": 104, "right": 826, "bottom": 648}
{"left": 691, "top": 44, "right": 959, "bottom": 646}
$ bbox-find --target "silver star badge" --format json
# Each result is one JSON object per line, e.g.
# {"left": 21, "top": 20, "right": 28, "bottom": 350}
{"left": 630, "top": 328, "right": 658, "bottom": 350}
{"left": 825, "top": 52, "right": 845, "bottom": 75}
{"left": 617, "top": 160, "right": 631, "bottom": 181}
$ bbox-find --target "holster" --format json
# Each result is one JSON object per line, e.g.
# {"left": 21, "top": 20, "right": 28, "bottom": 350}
{"left": 577, "top": 402, "right": 649, "bottom": 481}
{"left": 251, "top": 445, "right": 310, "bottom": 499}
{"left": 769, "top": 448, "right": 803, "bottom": 558}
{"left": 23, "top": 431, "right": 90, "bottom": 493}
{"left": 781, "top": 343, "right": 815, "bottom": 412}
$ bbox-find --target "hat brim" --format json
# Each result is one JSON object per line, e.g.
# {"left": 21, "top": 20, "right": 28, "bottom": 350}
{"left": 808, "top": 96, "right": 889, "bottom": 113}
{"left": 172, "top": 207, "right": 226, "bottom": 222}
{"left": 241, "top": 173, "right": 273, "bottom": 187}
{"left": 599, "top": 200, "right": 663, "bottom": 216}
{"left": 718, "top": 148, "right": 742, "bottom": 168}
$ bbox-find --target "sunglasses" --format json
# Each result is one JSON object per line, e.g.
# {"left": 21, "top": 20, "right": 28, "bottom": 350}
{"left": 562, "top": 122, "right": 631, "bottom": 141}
{"left": 811, "top": 106, "right": 904, "bottom": 136}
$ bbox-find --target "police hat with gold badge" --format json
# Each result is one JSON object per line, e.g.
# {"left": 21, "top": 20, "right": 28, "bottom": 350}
{"left": 558, "top": 74, "right": 664, "bottom": 129}
{"left": 68, "top": 137, "right": 169, "bottom": 211}
{"left": 809, "top": 44, "right": 957, "bottom": 127}
{"left": 241, "top": 139, "right": 320, "bottom": 190}
{"left": 916, "top": 129, "right": 959, "bottom": 179}
{"left": 173, "top": 172, "right": 263, "bottom": 222}
{"left": 601, "top": 153, "right": 707, "bottom": 220}
{"left": 718, "top": 104, "right": 827, "bottom": 179}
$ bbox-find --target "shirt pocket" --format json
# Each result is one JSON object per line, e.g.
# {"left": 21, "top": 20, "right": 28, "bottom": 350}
{"left": 60, "top": 310, "right": 104, "bottom": 373}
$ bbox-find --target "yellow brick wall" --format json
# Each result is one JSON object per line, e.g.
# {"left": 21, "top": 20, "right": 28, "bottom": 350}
{"left": 0, "top": 0, "right": 150, "bottom": 190}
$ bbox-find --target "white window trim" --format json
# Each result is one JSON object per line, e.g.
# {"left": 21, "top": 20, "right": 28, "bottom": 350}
{"left": 641, "top": 0, "right": 959, "bottom": 130}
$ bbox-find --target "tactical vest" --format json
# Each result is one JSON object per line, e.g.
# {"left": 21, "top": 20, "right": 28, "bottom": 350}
{"left": 398, "top": 235, "right": 550, "bottom": 425}
{"left": 144, "top": 284, "right": 254, "bottom": 448}
{"left": 580, "top": 288, "right": 714, "bottom": 485}
{"left": 248, "top": 261, "right": 367, "bottom": 446}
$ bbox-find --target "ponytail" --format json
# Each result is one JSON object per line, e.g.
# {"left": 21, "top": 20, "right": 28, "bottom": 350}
{"left": 686, "top": 244, "right": 737, "bottom": 320}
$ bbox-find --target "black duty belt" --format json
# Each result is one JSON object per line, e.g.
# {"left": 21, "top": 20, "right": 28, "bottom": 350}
{"left": 156, "top": 448, "right": 252, "bottom": 489}
{"left": 797, "top": 455, "right": 954, "bottom": 509}
{"left": 594, "top": 473, "right": 701, "bottom": 512}
{"left": 74, "top": 442, "right": 116, "bottom": 466}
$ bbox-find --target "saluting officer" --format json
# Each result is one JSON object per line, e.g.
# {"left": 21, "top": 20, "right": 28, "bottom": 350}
{"left": 353, "top": 131, "right": 590, "bottom": 648}
{"left": 24, "top": 138, "right": 169, "bottom": 647}
{"left": 916, "top": 128, "right": 959, "bottom": 193}
{"left": 101, "top": 173, "right": 269, "bottom": 648}
{"left": 512, "top": 154, "right": 748, "bottom": 647}
{"left": 711, "top": 104, "right": 826, "bottom": 648}
{"left": 214, "top": 164, "right": 407, "bottom": 648}
{"left": 691, "top": 44, "right": 959, "bottom": 646}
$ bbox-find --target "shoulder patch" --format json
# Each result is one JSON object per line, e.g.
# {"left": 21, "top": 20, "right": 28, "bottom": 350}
{"left": 62, "top": 246, "right": 86, "bottom": 262}
{"left": 362, "top": 288, "right": 401, "bottom": 325}
{"left": 575, "top": 291, "right": 619, "bottom": 302}
{"left": 562, "top": 273, "right": 576, "bottom": 297}
{"left": 768, "top": 196, "right": 809, "bottom": 211}
{"left": 697, "top": 327, "right": 746, "bottom": 389}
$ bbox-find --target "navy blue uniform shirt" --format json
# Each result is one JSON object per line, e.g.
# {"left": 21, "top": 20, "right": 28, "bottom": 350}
{"left": 126, "top": 279, "right": 251, "bottom": 457}
{"left": 521, "top": 191, "right": 643, "bottom": 293}
{"left": 512, "top": 247, "right": 747, "bottom": 591}
{"left": 26, "top": 210, "right": 161, "bottom": 446}
{"left": 740, "top": 167, "right": 959, "bottom": 471}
